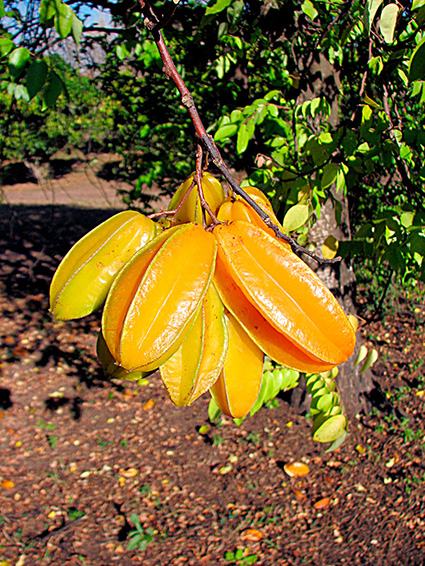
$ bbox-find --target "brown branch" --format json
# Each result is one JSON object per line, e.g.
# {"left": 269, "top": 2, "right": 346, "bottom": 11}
{"left": 194, "top": 144, "right": 220, "bottom": 226}
{"left": 136, "top": 0, "right": 340, "bottom": 266}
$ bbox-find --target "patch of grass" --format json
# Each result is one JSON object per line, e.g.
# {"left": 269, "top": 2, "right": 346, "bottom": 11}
{"left": 225, "top": 548, "right": 258, "bottom": 565}
{"left": 127, "top": 514, "right": 154, "bottom": 552}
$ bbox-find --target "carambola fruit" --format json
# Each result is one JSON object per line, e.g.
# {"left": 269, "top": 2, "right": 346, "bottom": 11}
{"left": 102, "top": 223, "right": 217, "bottom": 372}
{"left": 50, "top": 211, "right": 158, "bottom": 320}
{"left": 213, "top": 220, "right": 355, "bottom": 373}
{"left": 210, "top": 312, "right": 264, "bottom": 419}
{"left": 168, "top": 171, "right": 225, "bottom": 225}
{"left": 160, "top": 283, "right": 228, "bottom": 406}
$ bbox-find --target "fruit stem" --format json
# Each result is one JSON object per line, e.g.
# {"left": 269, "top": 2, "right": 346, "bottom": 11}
{"left": 195, "top": 144, "right": 221, "bottom": 227}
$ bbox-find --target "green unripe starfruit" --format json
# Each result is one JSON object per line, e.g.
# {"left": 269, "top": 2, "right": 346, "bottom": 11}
{"left": 50, "top": 211, "right": 158, "bottom": 320}
{"left": 96, "top": 331, "right": 151, "bottom": 381}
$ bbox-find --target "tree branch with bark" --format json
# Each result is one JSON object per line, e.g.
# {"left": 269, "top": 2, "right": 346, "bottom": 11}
{"left": 136, "top": 0, "right": 340, "bottom": 266}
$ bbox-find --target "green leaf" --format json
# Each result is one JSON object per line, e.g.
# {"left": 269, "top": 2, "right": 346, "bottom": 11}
{"left": 318, "top": 132, "right": 333, "bottom": 144}
{"left": 44, "top": 72, "right": 63, "bottom": 107}
{"left": 412, "top": 0, "right": 425, "bottom": 9}
{"left": 214, "top": 123, "right": 238, "bottom": 142}
{"left": 301, "top": 0, "right": 318, "bottom": 20}
{"left": 13, "top": 84, "right": 30, "bottom": 102}
{"left": 321, "top": 163, "right": 339, "bottom": 189}
{"left": 409, "top": 37, "right": 425, "bottom": 82}
{"left": 364, "top": 0, "right": 384, "bottom": 35}
{"left": 208, "top": 397, "right": 222, "bottom": 422}
{"left": 26, "top": 59, "right": 49, "bottom": 99}
{"left": 39, "top": 0, "right": 57, "bottom": 23}
{"left": 0, "top": 0, "right": 5, "bottom": 19}
{"left": 379, "top": 3, "right": 399, "bottom": 44}
{"left": 312, "top": 414, "right": 347, "bottom": 443}
{"left": 8, "top": 47, "right": 31, "bottom": 77}
{"left": 55, "top": 2, "right": 73, "bottom": 39}
{"left": 71, "top": 12, "right": 83, "bottom": 47}
{"left": 0, "top": 38, "right": 14, "bottom": 57}
{"left": 236, "top": 119, "right": 255, "bottom": 154}
{"left": 322, "top": 235, "right": 339, "bottom": 260}
{"left": 360, "top": 348, "right": 378, "bottom": 373}
{"left": 325, "top": 429, "right": 348, "bottom": 452}
{"left": 205, "top": 0, "right": 233, "bottom": 16}
{"left": 283, "top": 204, "right": 310, "bottom": 232}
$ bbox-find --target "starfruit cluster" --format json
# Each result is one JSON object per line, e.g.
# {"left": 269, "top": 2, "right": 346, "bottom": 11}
{"left": 50, "top": 171, "right": 356, "bottom": 421}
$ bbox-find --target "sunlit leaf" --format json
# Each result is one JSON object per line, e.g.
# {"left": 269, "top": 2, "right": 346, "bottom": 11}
{"left": 205, "top": 0, "right": 233, "bottom": 16}
{"left": 0, "top": 37, "right": 14, "bottom": 57}
{"left": 283, "top": 204, "right": 309, "bottom": 232}
{"left": 301, "top": 0, "right": 318, "bottom": 20}
{"left": 71, "top": 12, "right": 83, "bottom": 47}
{"left": 364, "top": 0, "right": 384, "bottom": 35}
{"left": 39, "top": 0, "right": 57, "bottom": 23}
{"left": 312, "top": 414, "right": 347, "bottom": 443}
{"left": 208, "top": 397, "right": 222, "bottom": 422}
{"left": 360, "top": 348, "right": 378, "bottom": 373}
{"left": 412, "top": 0, "right": 425, "bottom": 9}
{"left": 8, "top": 47, "right": 31, "bottom": 77}
{"left": 322, "top": 235, "right": 339, "bottom": 260}
{"left": 379, "top": 4, "right": 399, "bottom": 44}
{"left": 214, "top": 123, "right": 238, "bottom": 142}
{"left": 236, "top": 119, "right": 255, "bottom": 154}
{"left": 54, "top": 2, "right": 73, "bottom": 39}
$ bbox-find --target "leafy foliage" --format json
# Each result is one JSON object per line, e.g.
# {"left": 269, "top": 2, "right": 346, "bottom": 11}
{"left": 1, "top": 0, "right": 423, "bottom": 321}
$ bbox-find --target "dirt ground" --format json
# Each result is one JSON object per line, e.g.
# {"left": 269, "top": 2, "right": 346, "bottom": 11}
{"left": 0, "top": 161, "right": 424, "bottom": 565}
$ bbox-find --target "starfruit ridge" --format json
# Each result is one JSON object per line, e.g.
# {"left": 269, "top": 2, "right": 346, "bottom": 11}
{"left": 160, "top": 282, "right": 229, "bottom": 406}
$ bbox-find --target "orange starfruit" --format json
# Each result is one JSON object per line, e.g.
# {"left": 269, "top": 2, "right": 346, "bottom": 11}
{"left": 102, "top": 223, "right": 217, "bottom": 372}
{"left": 217, "top": 186, "right": 286, "bottom": 240}
{"left": 210, "top": 312, "right": 264, "bottom": 419}
{"left": 213, "top": 220, "right": 355, "bottom": 372}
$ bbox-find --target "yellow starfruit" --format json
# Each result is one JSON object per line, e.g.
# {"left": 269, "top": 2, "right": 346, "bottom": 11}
{"left": 213, "top": 221, "right": 355, "bottom": 371}
{"left": 168, "top": 171, "right": 225, "bottom": 225}
{"left": 102, "top": 223, "right": 217, "bottom": 372}
{"left": 217, "top": 186, "right": 286, "bottom": 240}
{"left": 210, "top": 313, "right": 264, "bottom": 419}
{"left": 50, "top": 211, "right": 158, "bottom": 320}
{"left": 160, "top": 283, "right": 228, "bottom": 406}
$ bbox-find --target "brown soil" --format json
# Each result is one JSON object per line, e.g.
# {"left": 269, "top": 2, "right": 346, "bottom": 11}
{"left": 0, "top": 163, "right": 424, "bottom": 565}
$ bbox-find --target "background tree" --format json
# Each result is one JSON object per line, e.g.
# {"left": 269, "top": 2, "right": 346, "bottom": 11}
{"left": 1, "top": 0, "right": 424, "bottom": 417}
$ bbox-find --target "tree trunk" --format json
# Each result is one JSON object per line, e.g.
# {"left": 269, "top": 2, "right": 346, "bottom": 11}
{"left": 307, "top": 192, "right": 374, "bottom": 417}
